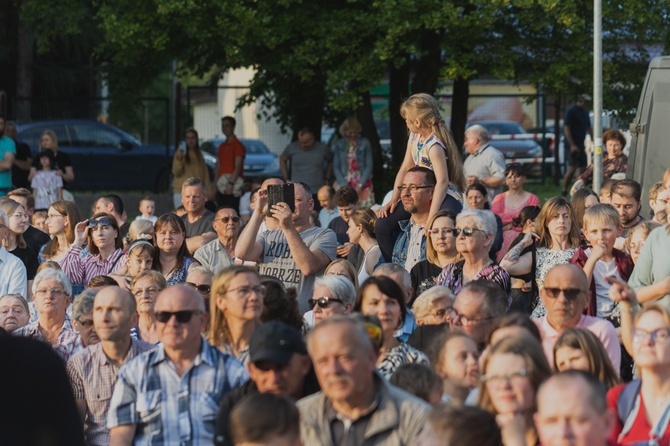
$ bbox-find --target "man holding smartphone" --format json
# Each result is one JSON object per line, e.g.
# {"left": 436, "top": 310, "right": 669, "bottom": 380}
{"left": 235, "top": 181, "right": 338, "bottom": 313}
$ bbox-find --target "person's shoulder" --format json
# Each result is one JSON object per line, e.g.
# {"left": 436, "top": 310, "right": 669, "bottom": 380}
{"left": 296, "top": 390, "right": 326, "bottom": 413}
{"left": 580, "top": 314, "right": 616, "bottom": 332}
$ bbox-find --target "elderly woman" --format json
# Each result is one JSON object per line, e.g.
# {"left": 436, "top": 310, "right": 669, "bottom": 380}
{"left": 208, "top": 265, "right": 264, "bottom": 365}
{"left": 61, "top": 212, "right": 125, "bottom": 288}
{"left": 465, "top": 183, "right": 503, "bottom": 260}
{"left": 332, "top": 118, "right": 374, "bottom": 207}
{"left": 436, "top": 209, "right": 511, "bottom": 305}
{"left": 71, "top": 289, "right": 99, "bottom": 348}
{"left": 0, "top": 294, "right": 30, "bottom": 333}
{"left": 571, "top": 128, "right": 628, "bottom": 195}
{"left": 12, "top": 268, "right": 81, "bottom": 361}
{"left": 0, "top": 209, "right": 28, "bottom": 298}
{"left": 130, "top": 270, "right": 167, "bottom": 344}
{"left": 412, "top": 286, "right": 454, "bottom": 327}
{"left": 309, "top": 274, "right": 355, "bottom": 326}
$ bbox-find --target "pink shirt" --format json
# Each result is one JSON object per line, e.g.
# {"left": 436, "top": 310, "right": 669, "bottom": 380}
{"left": 534, "top": 315, "right": 621, "bottom": 372}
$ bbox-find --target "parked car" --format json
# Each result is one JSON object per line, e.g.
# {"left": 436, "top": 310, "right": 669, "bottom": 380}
{"left": 201, "top": 138, "right": 282, "bottom": 179}
{"left": 16, "top": 119, "right": 216, "bottom": 192}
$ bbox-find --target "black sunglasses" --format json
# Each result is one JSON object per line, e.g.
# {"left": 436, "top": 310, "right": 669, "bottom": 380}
{"left": 544, "top": 288, "right": 585, "bottom": 301}
{"left": 88, "top": 217, "right": 112, "bottom": 229}
{"left": 154, "top": 310, "right": 201, "bottom": 323}
{"left": 308, "top": 297, "right": 344, "bottom": 308}
{"left": 186, "top": 282, "right": 211, "bottom": 294}
{"left": 454, "top": 227, "right": 484, "bottom": 237}
{"left": 217, "top": 216, "right": 240, "bottom": 224}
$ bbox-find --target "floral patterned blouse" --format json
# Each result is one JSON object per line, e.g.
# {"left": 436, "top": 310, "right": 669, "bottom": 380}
{"left": 530, "top": 247, "right": 578, "bottom": 318}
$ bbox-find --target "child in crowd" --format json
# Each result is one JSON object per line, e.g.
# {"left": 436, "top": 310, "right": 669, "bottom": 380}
{"left": 31, "top": 210, "right": 47, "bottom": 233}
{"left": 571, "top": 204, "right": 634, "bottom": 319}
{"left": 431, "top": 331, "right": 480, "bottom": 404}
{"left": 624, "top": 220, "right": 661, "bottom": 264}
{"left": 651, "top": 185, "right": 669, "bottom": 224}
{"left": 31, "top": 150, "right": 63, "bottom": 210}
{"left": 599, "top": 179, "right": 615, "bottom": 204}
{"left": 136, "top": 196, "right": 157, "bottom": 224}
{"left": 416, "top": 404, "right": 502, "bottom": 446}
{"left": 648, "top": 181, "right": 665, "bottom": 219}
{"left": 389, "top": 363, "right": 443, "bottom": 405}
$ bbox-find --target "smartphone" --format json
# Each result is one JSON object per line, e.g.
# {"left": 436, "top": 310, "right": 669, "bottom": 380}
{"left": 266, "top": 184, "right": 295, "bottom": 216}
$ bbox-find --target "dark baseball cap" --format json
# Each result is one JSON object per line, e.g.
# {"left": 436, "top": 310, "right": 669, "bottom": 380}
{"left": 249, "top": 321, "right": 307, "bottom": 365}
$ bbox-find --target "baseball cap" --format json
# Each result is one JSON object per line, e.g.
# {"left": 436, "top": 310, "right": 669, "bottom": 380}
{"left": 249, "top": 321, "right": 307, "bottom": 365}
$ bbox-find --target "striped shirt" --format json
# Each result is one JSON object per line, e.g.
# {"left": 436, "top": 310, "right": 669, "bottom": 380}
{"left": 67, "top": 339, "right": 155, "bottom": 446}
{"left": 107, "top": 337, "right": 249, "bottom": 445}
{"left": 13, "top": 317, "right": 82, "bottom": 361}
{"left": 61, "top": 246, "right": 125, "bottom": 287}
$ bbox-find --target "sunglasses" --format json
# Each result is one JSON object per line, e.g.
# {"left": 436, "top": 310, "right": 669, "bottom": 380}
{"left": 186, "top": 282, "right": 211, "bottom": 294}
{"left": 454, "top": 227, "right": 484, "bottom": 237}
{"left": 217, "top": 216, "right": 240, "bottom": 224}
{"left": 154, "top": 310, "right": 201, "bottom": 323}
{"left": 543, "top": 288, "right": 585, "bottom": 301}
{"left": 308, "top": 297, "right": 344, "bottom": 308}
{"left": 88, "top": 217, "right": 112, "bottom": 229}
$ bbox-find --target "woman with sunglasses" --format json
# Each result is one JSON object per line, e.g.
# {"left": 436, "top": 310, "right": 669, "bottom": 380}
{"left": 436, "top": 209, "right": 511, "bottom": 304}
{"left": 60, "top": 212, "right": 125, "bottom": 289}
{"left": 185, "top": 266, "right": 213, "bottom": 312}
{"left": 309, "top": 274, "right": 355, "bottom": 326}
{"left": 353, "top": 276, "right": 429, "bottom": 379}
{"left": 130, "top": 270, "right": 167, "bottom": 344}
{"left": 154, "top": 213, "right": 198, "bottom": 286}
{"left": 465, "top": 183, "right": 504, "bottom": 260}
{"left": 491, "top": 164, "right": 540, "bottom": 262}
{"left": 208, "top": 265, "right": 264, "bottom": 365}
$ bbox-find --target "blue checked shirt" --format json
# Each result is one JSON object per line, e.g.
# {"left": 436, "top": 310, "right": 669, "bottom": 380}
{"left": 107, "top": 336, "right": 249, "bottom": 445}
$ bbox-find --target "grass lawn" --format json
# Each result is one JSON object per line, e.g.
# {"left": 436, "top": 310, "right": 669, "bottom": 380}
{"left": 525, "top": 178, "right": 564, "bottom": 203}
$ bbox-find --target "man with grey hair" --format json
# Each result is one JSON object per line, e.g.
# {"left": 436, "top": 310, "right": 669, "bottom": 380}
{"left": 0, "top": 293, "right": 30, "bottom": 333}
{"left": 194, "top": 206, "right": 240, "bottom": 273}
{"left": 463, "top": 124, "right": 506, "bottom": 200}
{"left": 108, "top": 285, "right": 248, "bottom": 445}
{"left": 67, "top": 286, "right": 154, "bottom": 446}
{"left": 0, "top": 209, "right": 27, "bottom": 298}
{"left": 72, "top": 290, "right": 100, "bottom": 347}
{"left": 182, "top": 177, "right": 217, "bottom": 253}
{"left": 13, "top": 268, "right": 80, "bottom": 361}
{"left": 298, "top": 315, "right": 429, "bottom": 444}
{"left": 374, "top": 263, "right": 417, "bottom": 342}
{"left": 310, "top": 274, "right": 355, "bottom": 325}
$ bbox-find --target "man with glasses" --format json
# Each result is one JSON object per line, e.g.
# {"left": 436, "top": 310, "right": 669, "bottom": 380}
{"left": 185, "top": 266, "right": 213, "bottom": 311}
{"left": 67, "top": 286, "right": 154, "bottom": 446}
{"left": 71, "top": 289, "right": 100, "bottom": 348}
{"left": 13, "top": 268, "right": 80, "bottom": 361}
{"left": 391, "top": 166, "right": 435, "bottom": 271}
{"left": 534, "top": 264, "right": 620, "bottom": 369}
{"left": 449, "top": 279, "right": 507, "bottom": 351}
{"left": 463, "top": 124, "right": 506, "bottom": 200}
{"left": 214, "top": 321, "right": 318, "bottom": 446}
{"left": 108, "top": 285, "right": 248, "bottom": 445}
{"left": 194, "top": 206, "right": 241, "bottom": 273}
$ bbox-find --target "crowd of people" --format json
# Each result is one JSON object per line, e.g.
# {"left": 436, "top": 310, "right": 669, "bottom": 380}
{"left": 0, "top": 95, "right": 668, "bottom": 446}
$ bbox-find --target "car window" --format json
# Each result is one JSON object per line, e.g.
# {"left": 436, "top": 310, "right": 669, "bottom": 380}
{"left": 241, "top": 140, "right": 268, "bottom": 155}
{"left": 69, "top": 123, "right": 124, "bottom": 148}
{"left": 18, "top": 124, "right": 70, "bottom": 150}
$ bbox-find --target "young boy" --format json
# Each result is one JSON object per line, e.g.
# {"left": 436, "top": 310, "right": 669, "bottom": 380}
{"left": 571, "top": 204, "right": 634, "bottom": 319}
{"left": 599, "top": 179, "right": 615, "bottom": 204}
{"left": 31, "top": 210, "right": 47, "bottom": 233}
{"left": 136, "top": 196, "right": 157, "bottom": 224}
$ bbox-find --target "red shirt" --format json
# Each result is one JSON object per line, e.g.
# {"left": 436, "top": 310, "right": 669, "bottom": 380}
{"left": 217, "top": 136, "right": 245, "bottom": 177}
{"left": 607, "top": 383, "right": 670, "bottom": 445}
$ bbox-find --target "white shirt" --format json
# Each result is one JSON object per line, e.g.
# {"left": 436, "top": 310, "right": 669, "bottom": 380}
{"left": 0, "top": 247, "right": 27, "bottom": 298}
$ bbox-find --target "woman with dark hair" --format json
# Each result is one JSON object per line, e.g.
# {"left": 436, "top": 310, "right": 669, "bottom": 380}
{"left": 571, "top": 187, "right": 599, "bottom": 234}
{"left": 260, "top": 276, "right": 304, "bottom": 333}
{"left": 353, "top": 276, "right": 429, "bottom": 378}
{"left": 465, "top": 183, "right": 503, "bottom": 259}
{"left": 172, "top": 127, "right": 213, "bottom": 207}
{"left": 571, "top": 128, "right": 628, "bottom": 195}
{"left": 487, "top": 312, "right": 543, "bottom": 347}
{"left": 491, "top": 163, "right": 540, "bottom": 262}
{"left": 153, "top": 213, "right": 198, "bottom": 285}
{"left": 61, "top": 212, "right": 124, "bottom": 287}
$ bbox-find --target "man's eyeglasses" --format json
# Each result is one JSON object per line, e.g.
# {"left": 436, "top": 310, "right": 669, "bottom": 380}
{"left": 88, "top": 217, "right": 112, "bottom": 229}
{"left": 216, "top": 216, "right": 240, "bottom": 224}
{"left": 428, "top": 228, "right": 456, "bottom": 238}
{"left": 632, "top": 327, "right": 670, "bottom": 344}
{"left": 308, "top": 297, "right": 344, "bottom": 309}
{"left": 449, "top": 308, "right": 491, "bottom": 326}
{"left": 186, "top": 282, "right": 211, "bottom": 294}
{"left": 397, "top": 185, "right": 433, "bottom": 194}
{"left": 453, "top": 227, "right": 484, "bottom": 237}
{"left": 154, "top": 310, "right": 201, "bottom": 324}
{"left": 543, "top": 288, "right": 586, "bottom": 301}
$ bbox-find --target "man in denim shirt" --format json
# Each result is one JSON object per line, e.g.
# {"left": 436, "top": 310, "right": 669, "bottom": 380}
{"left": 391, "top": 166, "right": 434, "bottom": 272}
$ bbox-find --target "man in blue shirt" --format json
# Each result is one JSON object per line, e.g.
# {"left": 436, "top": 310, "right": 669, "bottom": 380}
{"left": 562, "top": 95, "right": 592, "bottom": 196}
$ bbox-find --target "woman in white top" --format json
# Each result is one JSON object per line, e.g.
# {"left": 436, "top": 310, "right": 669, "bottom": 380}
{"left": 346, "top": 208, "right": 381, "bottom": 284}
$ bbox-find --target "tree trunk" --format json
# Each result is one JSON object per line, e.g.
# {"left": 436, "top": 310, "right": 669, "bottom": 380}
{"left": 357, "top": 91, "right": 385, "bottom": 195}
{"left": 451, "top": 76, "right": 470, "bottom": 150}
{"left": 389, "top": 59, "right": 410, "bottom": 170}
{"left": 15, "top": 0, "right": 33, "bottom": 121}
{"left": 411, "top": 29, "right": 444, "bottom": 95}
{"left": 290, "top": 76, "right": 326, "bottom": 142}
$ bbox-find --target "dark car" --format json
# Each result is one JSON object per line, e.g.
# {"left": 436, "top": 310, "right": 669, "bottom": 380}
{"left": 201, "top": 138, "right": 282, "bottom": 179}
{"left": 16, "top": 120, "right": 217, "bottom": 192}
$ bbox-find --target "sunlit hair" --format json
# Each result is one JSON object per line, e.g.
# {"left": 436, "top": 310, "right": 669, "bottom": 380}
{"left": 424, "top": 404, "right": 502, "bottom": 446}
{"left": 553, "top": 328, "right": 621, "bottom": 390}
{"left": 582, "top": 203, "right": 621, "bottom": 231}
{"left": 649, "top": 181, "right": 665, "bottom": 202}
{"left": 625, "top": 220, "right": 660, "bottom": 251}
{"left": 412, "top": 286, "right": 453, "bottom": 323}
{"left": 87, "top": 212, "right": 123, "bottom": 255}
{"left": 478, "top": 333, "right": 551, "bottom": 415}
{"left": 535, "top": 197, "right": 581, "bottom": 249}
{"left": 338, "top": 117, "right": 362, "bottom": 137}
{"left": 40, "top": 130, "right": 59, "bottom": 151}
{"left": 0, "top": 199, "right": 27, "bottom": 249}
{"left": 431, "top": 330, "right": 476, "bottom": 378}
{"left": 130, "top": 270, "right": 167, "bottom": 293}
{"left": 571, "top": 188, "right": 599, "bottom": 230}
{"left": 426, "top": 210, "right": 457, "bottom": 265}
{"left": 126, "top": 219, "right": 154, "bottom": 245}
{"left": 602, "top": 129, "right": 626, "bottom": 149}
{"left": 634, "top": 303, "right": 670, "bottom": 332}
{"left": 349, "top": 208, "right": 377, "bottom": 240}
{"left": 314, "top": 274, "right": 356, "bottom": 307}
{"left": 400, "top": 93, "right": 466, "bottom": 191}
{"left": 487, "top": 312, "right": 542, "bottom": 346}
{"left": 207, "top": 265, "right": 262, "bottom": 347}
{"left": 42, "top": 200, "right": 81, "bottom": 258}
{"left": 324, "top": 259, "right": 359, "bottom": 290}
{"left": 153, "top": 213, "right": 189, "bottom": 273}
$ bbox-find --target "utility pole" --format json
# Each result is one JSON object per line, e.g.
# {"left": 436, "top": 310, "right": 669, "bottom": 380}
{"left": 593, "top": 0, "right": 603, "bottom": 194}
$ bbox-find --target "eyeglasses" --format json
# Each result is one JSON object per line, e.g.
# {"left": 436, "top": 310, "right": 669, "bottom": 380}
{"left": 35, "top": 288, "right": 65, "bottom": 297}
{"left": 88, "top": 217, "right": 112, "bottom": 229}
{"left": 77, "top": 319, "right": 94, "bottom": 328}
{"left": 46, "top": 214, "right": 64, "bottom": 220}
{"left": 453, "top": 227, "right": 485, "bottom": 237}
{"left": 543, "top": 288, "right": 586, "bottom": 301}
{"left": 216, "top": 216, "right": 240, "bottom": 224}
{"left": 308, "top": 296, "right": 344, "bottom": 308}
{"left": 226, "top": 285, "right": 266, "bottom": 298}
{"left": 397, "top": 185, "right": 433, "bottom": 194}
{"left": 448, "top": 308, "right": 491, "bottom": 326}
{"left": 186, "top": 282, "right": 211, "bottom": 294}
{"left": 154, "top": 310, "right": 201, "bottom": 323}
{"left": 428, "top": 228, "right": 456, "bottom": 237}
{"left": 481, "top": 369, "right": 529, "bottom": 385}
{"left": 632, "top": 327, "right": 670, "bottom": 344}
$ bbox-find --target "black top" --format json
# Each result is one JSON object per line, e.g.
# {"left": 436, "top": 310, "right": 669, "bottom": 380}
{"left": 327, "top": 216, "right": 350, "bottom": 246}
{"left": 410, "top": 260, "right": 443, "bottom": 306}
{"left": 23, "top": 225, "right": 50, "bottom": 255}
{"left": 10, "top": 245, "right": 39, "bottom": 280}
{"left": 564, "top": 104, "right": 591, "bottom": 150}
{"left": 32, "top": 151, "right": 73, "bottom": 186}
{"left": 509, "top": 232, "right": 536, "bottom": 289}
{"left": 407, "top": 323, "right": 448, "bottom": 352}
{"left": 182, "top": 210, "right": 215, "bottom": 238}
{"left": 11, "top": 141, "right": 32, "bottom": 189}
{"left": 119, "top": 221, "right": 131, "bottom": 240}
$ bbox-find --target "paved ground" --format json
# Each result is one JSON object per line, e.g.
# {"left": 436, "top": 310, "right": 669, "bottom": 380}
{"left": 72, "top": 192, "right": 175, "bottom": 220}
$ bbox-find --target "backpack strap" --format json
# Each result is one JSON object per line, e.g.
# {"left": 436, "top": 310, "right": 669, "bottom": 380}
{"left": 617, "top": 379, "right": 642, "bottom": 437}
